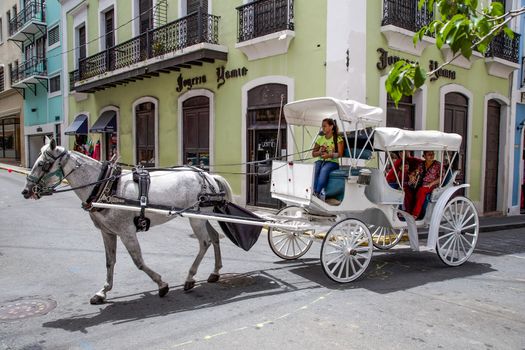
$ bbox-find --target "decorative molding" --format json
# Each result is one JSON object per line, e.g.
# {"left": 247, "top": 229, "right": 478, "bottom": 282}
{"left": 380, "top": 24, "right": 435, "bottom": 56}
{"left": 484, "top": 57, "right": 520, "bottom": 79}
{"left": 440, "top": 46, "right": 483, "bottom": 69}
{"left": 235, "top": 30, "right": 295, "bottom": 61}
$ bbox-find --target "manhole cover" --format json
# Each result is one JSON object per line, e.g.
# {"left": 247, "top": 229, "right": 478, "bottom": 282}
{"left": 0, "top": 299, "right": 56, "bottom": 321}
{"left": 218, "top": 274, "right": 256, "bottom": 288}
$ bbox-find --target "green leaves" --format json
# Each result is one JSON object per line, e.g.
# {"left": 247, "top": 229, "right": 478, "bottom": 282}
{"left": 385, "top": 61, "right": 427, "bottom": 107}
{"left": 386, "top": 0, "right": 522, "bottom": 105}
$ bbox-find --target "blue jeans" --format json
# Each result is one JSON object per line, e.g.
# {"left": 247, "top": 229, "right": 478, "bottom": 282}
{"left": 313, "top": 160, "right": 339, "bottom": 194}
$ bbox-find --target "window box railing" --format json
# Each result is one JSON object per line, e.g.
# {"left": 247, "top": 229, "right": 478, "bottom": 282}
{"left": 237, "top": 0, "right": 294, "bottom": 42}
{"left": 521, "top": 57, "right": 525, "bottom": 88}
{"left": 485, "top": 30, "right": 520, "bottom": 63}
{"left": 10, "top": 57, "right": 47, "bottom": 84}
{"left": 8, "top": 0, "right": 46, "bottom": 36}
{"left": 72, "top": 10, "right": 220, "bottom": 83}
{"left": 382, "top": 0, "right": 433, "bottom": 33}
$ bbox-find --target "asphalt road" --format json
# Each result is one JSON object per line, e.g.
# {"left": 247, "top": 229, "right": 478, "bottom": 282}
{"left": 1, "top": 170, "right": 524, "bottom": 350}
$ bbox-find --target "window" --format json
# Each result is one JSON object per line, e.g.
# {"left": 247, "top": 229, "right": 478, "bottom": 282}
{"left": 104, "top": 9, "right": 114, "bottom": 49}
{"left": 0, "top": 18, "right": 3, "bottom": 43}
{"left": 48, "top": 25, "right": 59, "bottom": 46}
{"left": 7, "top": 63, "right": 12, "bottom": 85}
{"left": 78, "top": 25, "right": 86, "bottom": 60}
{"left": 49, "top": 75, "right": 60, "bottom": 93}
{"left": 0, "top": 67, "right": 4, "bottom": 92}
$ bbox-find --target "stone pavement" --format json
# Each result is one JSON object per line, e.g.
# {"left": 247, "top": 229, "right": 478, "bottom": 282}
{"left": 2, "top": 162, "right": 524, "bottom": 233}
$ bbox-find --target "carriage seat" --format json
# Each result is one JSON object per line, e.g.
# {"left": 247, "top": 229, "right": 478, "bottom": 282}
{"left": 418, "top": 171, "right": 459, "bottom": 219}
{"left": 324, "top": 166, "right": 360, "bottom": 201}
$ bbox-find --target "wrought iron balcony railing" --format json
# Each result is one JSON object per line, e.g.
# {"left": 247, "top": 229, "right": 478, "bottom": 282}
{"left": 485, "top": 30, "right": 520, "bottom": 63}
{"left": 382, "top": 0, "right": 433, "bottom": 33}
{"left": 237, "top": 0, "right": 294, "bottom": 42}
{"left": 73, "top": 10, "right": 220, "bottom": 83}
{"left": 10, "top": 57, "right": 47, "bottom": 84}
{"left": 8, "top": 0, "right": 46, "bottom": 36}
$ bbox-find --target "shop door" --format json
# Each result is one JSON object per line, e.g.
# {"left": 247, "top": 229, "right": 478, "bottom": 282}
{"left": 484, "top": 100, "right": 501, "bottom": 213}
{"left": 246, "top": 83, "right": 287, "bottom": 208}
{"left": 444, "top": 92, "right": 468, "bottom": 191}
{"left": 183, "top": 96, "right": 209, "bottom": 169}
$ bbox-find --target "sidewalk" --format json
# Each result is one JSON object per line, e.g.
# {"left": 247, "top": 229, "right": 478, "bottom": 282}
{"left": 3, "top": 162, "right": 524, "bottom": 233}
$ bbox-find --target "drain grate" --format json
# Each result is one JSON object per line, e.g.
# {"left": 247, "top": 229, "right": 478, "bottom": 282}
{"left": 0, "top": 299, "right": 56, "bottom": 321}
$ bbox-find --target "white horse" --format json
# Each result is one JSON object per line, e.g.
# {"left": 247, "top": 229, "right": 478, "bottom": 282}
{"left": 21, "top": 140, "right": 232, "bottom": 304}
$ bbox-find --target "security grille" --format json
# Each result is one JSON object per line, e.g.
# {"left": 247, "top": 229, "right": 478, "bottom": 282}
{"left": 48, "top": 25, "right": 59, "bottom": 46}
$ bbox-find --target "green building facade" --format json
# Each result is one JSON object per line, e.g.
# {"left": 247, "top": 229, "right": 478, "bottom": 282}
{"left": 60, "top": 0, "right": 519, "bottom": 213}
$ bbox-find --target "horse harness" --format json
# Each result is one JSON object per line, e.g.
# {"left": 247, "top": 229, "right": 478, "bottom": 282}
{"left": 84, "top": 163, "right": 226, "bottom": 232}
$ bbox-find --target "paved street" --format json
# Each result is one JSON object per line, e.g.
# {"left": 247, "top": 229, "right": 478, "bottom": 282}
{"left": 1, "top": 170, "right": 524, "bottom": 350}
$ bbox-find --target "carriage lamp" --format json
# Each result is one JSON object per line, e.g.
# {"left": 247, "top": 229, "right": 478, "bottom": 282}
{"left": 357, "top": 168, "right": 372, "bottom": 185}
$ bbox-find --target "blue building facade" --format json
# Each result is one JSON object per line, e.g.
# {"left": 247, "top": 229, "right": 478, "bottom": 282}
{"left": 8, "top": 0, "right": 63, "bottom": 167}
{"left": 512, "top": 0, "right": 525, "bottom": 214}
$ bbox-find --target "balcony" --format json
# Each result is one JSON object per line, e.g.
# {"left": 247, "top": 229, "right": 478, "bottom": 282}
{"left": 381, "top": 0, "right": 435, "bottom": 56}
{"left": 8, "top": 1, "right": 46, "bottom": 44}
{"left": 10, "top": 57, "right": 47, "bottom": 96}
{"left": 484, "top": 30, "right": 520, "bottom": 79}
{"left": 70, "top": 11, "right": 227, "bottom": 93}
{"left": 235, "top": 0, "right": 295, "bottom": 61}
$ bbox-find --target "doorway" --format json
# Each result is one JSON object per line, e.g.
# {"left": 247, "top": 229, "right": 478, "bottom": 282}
{"left": 182, "top": 96, "right": 209, "bottom": 169}
{"left": 135, "top": 102, "right": 155, "bottom": 167}
{"left": 444, "top": 92, "right": 468, "bottom": 192}
{"left": 484, "top": 99, "right": 501, "bottom": 213}
{"left": 246, "top": 84, "right": 287, "bottom": 208}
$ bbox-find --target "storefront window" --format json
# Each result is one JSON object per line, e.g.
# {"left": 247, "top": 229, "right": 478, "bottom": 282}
{"left": 0, "top": 118, "right": 20, "bottom": 161}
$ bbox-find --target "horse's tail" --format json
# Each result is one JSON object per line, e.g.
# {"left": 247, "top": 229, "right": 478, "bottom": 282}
{"left": 211, "top": 174, "right": 233, "bottom": 203}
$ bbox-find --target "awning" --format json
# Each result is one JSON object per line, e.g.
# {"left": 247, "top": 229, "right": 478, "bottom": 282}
{"left": 64, "top": 114, "right": 88, "bottom": 135}
{"left": 90, "top": 111, "right": 117, "bottom": 133}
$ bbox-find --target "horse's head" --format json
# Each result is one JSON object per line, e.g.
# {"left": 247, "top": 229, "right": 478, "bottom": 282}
{"left": 22, "top": 139, "right": 69, "bottom": 199}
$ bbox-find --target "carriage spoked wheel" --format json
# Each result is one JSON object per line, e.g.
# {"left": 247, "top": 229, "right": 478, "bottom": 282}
{"left": 436, "top": 196, "right": 479, "bottom": 266}
{"left": 268, "top": 206, "right": 314, "bottom": 260}
{"left": 320, "top": 218, "right": 373, "bottom": 283}
{"left": 369, "top": 225, "right": 405, "bottom": 250}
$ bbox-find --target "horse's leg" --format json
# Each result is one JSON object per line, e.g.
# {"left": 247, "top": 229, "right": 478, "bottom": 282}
{"left": 184, "top": 218, "right": 212, "bottom": 291}
{"left": 119, "top": 232, "right": 169, "bottom": 297}
{"left": 90, "top": 231, "right": 117, "bottom": 305}
{"left": 205, "top": 221, "right": 222, "bottom": 283}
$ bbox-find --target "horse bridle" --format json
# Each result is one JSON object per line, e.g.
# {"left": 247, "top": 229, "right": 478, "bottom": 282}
{"left": 26, "top": 149, "right": 77, "bottom": 197}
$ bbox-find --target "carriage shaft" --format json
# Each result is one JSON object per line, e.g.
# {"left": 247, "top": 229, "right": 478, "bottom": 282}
{"left": 91, "top": 202, "right": 313, "bottom": 232}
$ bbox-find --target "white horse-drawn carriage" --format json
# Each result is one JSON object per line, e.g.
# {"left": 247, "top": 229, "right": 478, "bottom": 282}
{"left": 21, "top": 97, "right": 479, "bottom": 303}
{"left": 264, "top": 97, "right": 479, "bottom": 282}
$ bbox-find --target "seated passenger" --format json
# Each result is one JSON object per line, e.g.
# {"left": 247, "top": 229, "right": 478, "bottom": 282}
{"left": 386, "top": 151, "right": 422, "bottom": 213}
{"left": 411, "top": 150, "right": 442, "bottom": 219}
{"left": 312, "top": 118, "right": 344, "bottom": 200}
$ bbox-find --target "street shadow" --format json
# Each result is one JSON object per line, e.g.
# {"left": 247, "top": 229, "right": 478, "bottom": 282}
{"left": 42, "top": 271, "right": 307, "bottom": 333}
{"left": 474, "top": 230, "right": 525, "bottom": 256}
{"left": 287, "top": 249, "right": 495, "bottom": 293}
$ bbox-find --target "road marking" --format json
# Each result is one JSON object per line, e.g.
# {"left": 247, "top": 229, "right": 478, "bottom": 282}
{"left": 165, "top": 291, "right": 333, "bottom": 349}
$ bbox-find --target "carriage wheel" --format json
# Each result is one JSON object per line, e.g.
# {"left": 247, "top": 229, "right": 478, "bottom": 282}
{"left": 369, "top": 225, "right": 405, "bottom": 250}
{"left": 320, "top": 218, "right": 373, "bottom": 283}
{"left": 436, "top": 196, "right": 479, "bottom": 266}
{"left": 268, "top": 206, "right": 314, "bottom": 260}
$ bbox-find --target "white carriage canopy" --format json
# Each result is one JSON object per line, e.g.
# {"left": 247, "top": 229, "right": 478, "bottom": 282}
{"left": 283, "top": 97, "right": 384, "bottom": 129}
{"left": 373, "top": 127, "right": 462, "bottom": 152}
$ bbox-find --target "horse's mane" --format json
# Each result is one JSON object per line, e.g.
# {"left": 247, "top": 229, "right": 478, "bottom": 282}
{"left": 70, "top": 150, "right": 103, "bottom": 165}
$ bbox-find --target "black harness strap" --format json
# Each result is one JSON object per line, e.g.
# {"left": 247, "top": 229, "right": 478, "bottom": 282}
{"left": 82, "top": 161, "right": 111, "bottom": 211}
{"left": 132, "top": 167, "right": 151, "bottom": 232}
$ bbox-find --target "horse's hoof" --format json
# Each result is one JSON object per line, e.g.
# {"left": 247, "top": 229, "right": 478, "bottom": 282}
{"left": 207, "top": 273, "right": 220, "bottom": 283}
{"left": 158, "top": 283, "right": 169, "bottom": 298}
{"left": 89, "top": 295, "right": 105, "bottom": 305}
{"left": 184, "top": 280, "right": 196, "bottom": 291}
